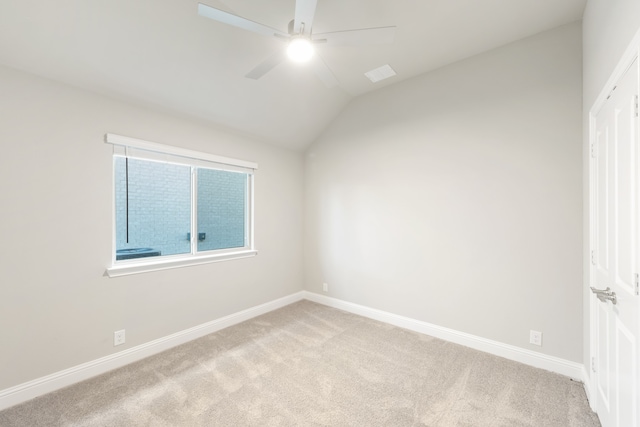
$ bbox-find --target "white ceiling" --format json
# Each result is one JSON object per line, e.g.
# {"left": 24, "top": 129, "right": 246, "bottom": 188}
{"left": 0, "top": 0, "right": 586, "bottom": 150}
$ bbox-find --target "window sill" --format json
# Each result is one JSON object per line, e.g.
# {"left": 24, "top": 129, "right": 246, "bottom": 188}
{"left": 106, "top": 249, "right": 258, "bottom": 277}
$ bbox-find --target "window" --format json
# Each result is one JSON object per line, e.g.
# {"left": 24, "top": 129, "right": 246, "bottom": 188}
{"left": 105, "top": 134, "right": 257, "bottom": 277}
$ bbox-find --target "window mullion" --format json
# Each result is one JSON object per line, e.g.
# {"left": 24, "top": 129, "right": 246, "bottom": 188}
{"left": 191, "top": 167, "right": 198, "bottom": 255}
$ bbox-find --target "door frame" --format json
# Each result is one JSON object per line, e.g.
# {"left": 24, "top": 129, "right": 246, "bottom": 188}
{"left": 587, "top": 28, "right": 640, "bottom": 413}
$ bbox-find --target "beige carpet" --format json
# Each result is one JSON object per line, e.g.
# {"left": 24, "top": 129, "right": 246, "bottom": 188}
{"left": 0, "top": 300, "right": 600, "bottom": 426}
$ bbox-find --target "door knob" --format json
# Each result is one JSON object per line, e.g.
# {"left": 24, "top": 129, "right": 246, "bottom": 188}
{"left": 590, "top": 287, "right": 617, "bottom": 305}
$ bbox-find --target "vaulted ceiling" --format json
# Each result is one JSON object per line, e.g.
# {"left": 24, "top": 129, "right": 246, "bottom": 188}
{"left": 0, "top": 0, "right": 586, "bottom": 150}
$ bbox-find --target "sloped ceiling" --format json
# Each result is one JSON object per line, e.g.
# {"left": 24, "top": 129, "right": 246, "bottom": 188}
{"left": 0, "top": 0, "right": 586, "bottom": 150}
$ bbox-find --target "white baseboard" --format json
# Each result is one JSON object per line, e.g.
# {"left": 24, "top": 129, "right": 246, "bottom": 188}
{"left": 0, "top": 290, "right": 587, "bottom": 412}
{"left": 0, "top": 291, "right": 306, "bottom": 411}
{"left": 303, "top": 291, "right": 585, "bottom": 380}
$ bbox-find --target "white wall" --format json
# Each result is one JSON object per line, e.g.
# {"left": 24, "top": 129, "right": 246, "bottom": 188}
{"left": 0, "top": 65, "right": 304, "bottom": 390}
{"left": 304, "top": 23, "right": 583, "bottom": 362}
{"left": 582, "top": 0, "right": 640, "bottom": 380}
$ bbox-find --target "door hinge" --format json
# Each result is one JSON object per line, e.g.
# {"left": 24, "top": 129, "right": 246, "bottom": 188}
{"left": 590, "top": 143, "right": 596, "bottom": 158}
{"left": 591, "top": 250, "right": 596, "bottom": 265}
{"left": 635, "top": 273, "right": 639, "bottom": 296}
{"left": 635, "top": 94, "right": 639, "bottom": 118}
{"left": 606, "top": 85, "right": 617, "bottom": 100}
{"left": 591, "top": 356, "right": 596, "bottom": 373}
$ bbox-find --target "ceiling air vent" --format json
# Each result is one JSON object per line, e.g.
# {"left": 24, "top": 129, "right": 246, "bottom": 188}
{"left": 364, "top": 64, "right": 396, "bottom": 83}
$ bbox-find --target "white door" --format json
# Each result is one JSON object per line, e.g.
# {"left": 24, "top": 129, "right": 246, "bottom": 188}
{"left": 591, "top": 57, "right": 639, "bottom": 427}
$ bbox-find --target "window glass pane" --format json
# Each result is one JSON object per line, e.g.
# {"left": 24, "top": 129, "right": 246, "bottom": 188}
{"left": 115, "top": 157, "right": 191, "bottom": 260}
{"left": 197, "top": 168, "right": 247, "bottom": 252}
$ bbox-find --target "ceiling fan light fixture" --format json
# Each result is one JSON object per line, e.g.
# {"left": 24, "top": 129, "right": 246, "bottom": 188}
{"left": 287, "top": 37, "right": 314, "bottom": 63}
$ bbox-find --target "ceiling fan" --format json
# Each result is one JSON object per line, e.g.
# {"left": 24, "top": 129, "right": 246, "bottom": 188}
{"left": 197, "top": 0, "right": 396, "bottom": 87}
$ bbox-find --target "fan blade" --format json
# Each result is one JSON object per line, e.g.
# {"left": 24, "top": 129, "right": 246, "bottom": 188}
{"left": 245, "top": 51, "right": 286, "bottom": 80}
{"left": 293, "top": 0, "right": 317, "bottom": 35}
{"left": 310, "top": 55, "right": 338, "bottom": 88}
{"left": 313, "top": 26, "right": 396, "bottom": 46}
{"left": 198, "top": 3, "right": 288, "bottom": 38}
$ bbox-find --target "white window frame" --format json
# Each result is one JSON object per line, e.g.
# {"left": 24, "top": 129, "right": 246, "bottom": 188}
{"left": 105, "top": 133, "right": 258, "bottom": 277}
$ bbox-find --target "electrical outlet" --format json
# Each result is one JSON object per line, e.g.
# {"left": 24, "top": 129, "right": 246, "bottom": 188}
{"left": 322, "top": 283, "right": 328, "bottom": 292}
{"left": 114, "top": 329, "right": 126, "bottom": 346}
{"left": 529, "top": 330, "right": 542, "bottom": 346}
